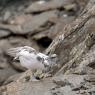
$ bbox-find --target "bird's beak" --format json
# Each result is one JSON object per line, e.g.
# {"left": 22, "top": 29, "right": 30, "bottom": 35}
{"left": 50, "top": 54, "right": 57, "bottom": 58}
{"left": 13, "top": 56, "right": 19, "bottom": 60}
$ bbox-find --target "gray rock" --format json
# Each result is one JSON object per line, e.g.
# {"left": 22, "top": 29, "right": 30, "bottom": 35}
{"left": 7, "top": 36, "right": 40, "bottom": 51}
{"left": 1, "top": 78, "right": 55, "bottom": 95}
{"left": 21, "top": 10, "right": 58, "bottom": 34}
{"left": 3, "top": 11, "right": 11, "bottom": 22}
{"left": 52, "top": 74, "right": 86, "bottom": 88}
{"left": 0, "top": 11, "right": 58, "bottom": 34}
{"left": 0, "top": 29, "right": 11, "bottom": 38}
{"left": 0, "top": 54, "right": 9, "bottom": 69}
{"left": 3, "top": 73, "right": 22, "bottom": 85}
{"left": 11, "top": 61, "right": 27, "bottom": 71}
{"left": 0, "top": 39, "right": 11, "bottom": 51}
{"left": 0, "top": 68, "right": 18, "bottom": 85}
{"left": 8, "top": 37, "right": 33, "bottom": 47}
{"left": 51, "top": 86, "right": 78, "bottom": 95}
{"left": 0, "top": 40, "right": 12, "bottom": 69}
{"left": 25, "top": 0, "right": 75, "bottom": 13}
{"left": 1, "top": 73, "right": 92, "bottom": 95}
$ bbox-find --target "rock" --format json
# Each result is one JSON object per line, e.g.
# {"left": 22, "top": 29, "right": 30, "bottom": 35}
{"left": 52, "top": 74, "right": 86, "bottom": 88}
{"left": 87, "top": 86, "right": 95, "bottom": 94}
{"left": 0, "top": 10, "right": 58, "bottom": 34}
{"left": 3, "top": 73, "right": 22, "bottom": 85}
{"left": 0, "top": 0, "right": 9, "bottom": 5}
{"left": 3, "top": 11, "right": 11, "bottom": 22}
{"left": 0, "top": 40, "right": 12, "bottom": 69}
{"left": 0, "top": 0, "right": 94, "bottom": 95}
{"left": 1, "top": 73, "right": 94, "bottom": 95}
{"left": 0, "top": 68, "right": 18, "bottom": 85}
{"left": 7, "top": 14, "right": 33, "bottom": 25}
{"left": 46, "top": 2, "right": 95, "bottom": 75}
{"left": 47, "top": 16, "right": 75, "bottom": 38}
{"left": 85, "top": 75, "right": 95, "bottom": 85}
{"left": 0, "top": 53, "right": 9, "bottom": 69}
{"left": 0, "top": 0, "right": 34, "bottom": 20}
{"left": 0, "top": 39, "right": 11, "bottom": 51}
{"left": 51, "top": 85, "right": 77, "bottom": 95}
{"left": 0, "top": 78, "right": 55, "bottom": 95}
{"left": 25, "top": 0, "right": 75, "bottom": 13}
{"left": 0, "top": 37, "right": 39, "bottom": 71}
{"left": 5, "top": 36, "right": 40, "bottom": 71}
{"left": 52, "top": 74, "right": 95, "bottom": 95}
{"left": 0, "top": 29, "right": 11, "bottom": 38}
{"left": 8, "top": 36, "right": 40, "bottom": 51}
{"left": 8, "top": 37, "right": 32, "bottom": 47}
{"left": 70, "top": 44, "right": 95, "bottom": 75}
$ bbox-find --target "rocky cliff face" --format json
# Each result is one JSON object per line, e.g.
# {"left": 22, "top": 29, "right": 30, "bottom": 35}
{"left": 0, "top": 0, "right": 95, "bottom": 95}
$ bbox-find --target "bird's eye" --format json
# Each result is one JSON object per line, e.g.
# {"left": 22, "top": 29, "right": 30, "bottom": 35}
{"left": 36, "top": 56, "right": 43, "bottom": 61}
{"left": 29, "top": 50, "right": 33, "bottom": 53}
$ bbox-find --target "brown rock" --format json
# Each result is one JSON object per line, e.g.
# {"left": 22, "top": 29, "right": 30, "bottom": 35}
{"left": 0, "top": 29, "right": 11, "bottom": 38}
{"left": 25, "top": 0, "right": 75, "bottom": 13}
{"left": 0, "top": 68, "right": 18, "bottom": 85}
{"left": 0, "top": 11, "right": 58, "bottom": 35}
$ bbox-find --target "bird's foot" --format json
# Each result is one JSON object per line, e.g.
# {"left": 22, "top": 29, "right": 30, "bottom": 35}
{"left": 30, "top": 75, "right": 40, "bottom": 81}
{"left": 34, "top": 69, "right": 44, "bottom": 80}
{"left": 31, "top": 70, "right": 52, "bottom": 81}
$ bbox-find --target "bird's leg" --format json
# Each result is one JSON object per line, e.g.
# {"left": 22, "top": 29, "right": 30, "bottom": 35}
{"left": 34, "top": 69, "right": 52, "bottom": 79}
{"left": 34, "top": 69, "right": 44, "bottom": 80}
{"left": 30, "top": 75, "right": 40, "bottom": 81}
{"left": 30, "top": 69, "right": 40, "bottom": 81}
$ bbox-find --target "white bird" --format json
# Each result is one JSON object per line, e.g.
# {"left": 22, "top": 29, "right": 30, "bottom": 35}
{"left": 7, "top": 46, "right": 57, "bottom": 79}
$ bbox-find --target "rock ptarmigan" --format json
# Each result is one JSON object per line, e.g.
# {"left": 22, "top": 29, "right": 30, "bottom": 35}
{"left": 7, "top": 46, "right": 57, "bottom": 80}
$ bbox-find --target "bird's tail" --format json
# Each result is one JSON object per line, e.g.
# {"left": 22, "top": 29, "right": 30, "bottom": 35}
{"left": 7, "top": 47, "right": 23, "bottom": 57}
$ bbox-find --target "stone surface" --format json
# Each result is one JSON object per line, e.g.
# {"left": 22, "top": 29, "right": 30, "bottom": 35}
{"left": 0, "top": 10, "right": 58, "bottom": 34}
{"left": 1, "top": 78, "right": 55, "bottom": 95}
{"left": 25, "top": 0, "right": 75, "bottom": 13}
{"left": 0, "top": 0, "right": 93, "bottom": 95}
{"left": 0, "top": 29, "right": 11, "bottom": 38}
{"left": 0, "top": 68, "right": 18, "bottom": 86}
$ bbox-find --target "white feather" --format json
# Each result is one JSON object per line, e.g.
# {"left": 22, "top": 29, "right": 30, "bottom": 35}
{"left": 7, "top": 46, "right": 57, "bottom": 71}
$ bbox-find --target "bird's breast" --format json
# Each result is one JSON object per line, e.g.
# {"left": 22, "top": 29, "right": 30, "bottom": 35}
{"left": 19, "top": 55, "right": 45, "bottom": 70}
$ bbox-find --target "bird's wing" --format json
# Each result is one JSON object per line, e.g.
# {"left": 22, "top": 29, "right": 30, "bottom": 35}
{"left": 7, "top": 46, "right": 36, "bottom": 57}
{"left": 23, "top": 46, "right": 36, "bottom": 53}
{"left": 7, "top": 46, "right": 24, "bottom": 57}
